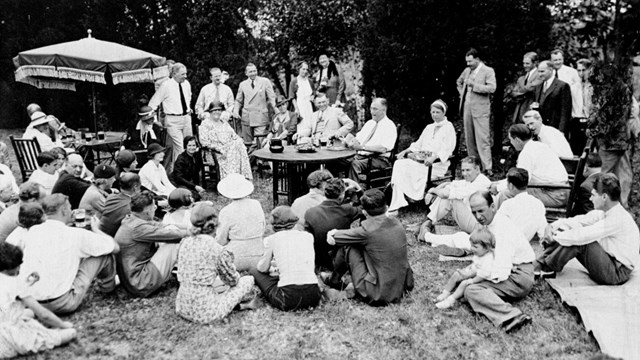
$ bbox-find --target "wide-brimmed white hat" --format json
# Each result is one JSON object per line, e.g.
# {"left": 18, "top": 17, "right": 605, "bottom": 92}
{"left": 29, "top": 111, "right": 50, "bottom": 127}
{"left": 217, "top": 173, "right": 254, "bottom": 199}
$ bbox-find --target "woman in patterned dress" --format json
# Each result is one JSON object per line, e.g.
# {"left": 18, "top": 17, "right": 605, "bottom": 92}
{"left": 198, "top": 101, "right": 253, "bottom": 180}
{"left": 175, "top": 203, "right": 255, "bottom": 324}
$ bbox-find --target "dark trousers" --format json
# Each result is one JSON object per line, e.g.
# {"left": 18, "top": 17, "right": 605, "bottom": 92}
{"left": 249, "top": 268, "right": 321, "bottom": 311}
{"left": 330, "top": 155, "right": 390, "bottom": 182}
{"left": 539, "top": 241, "right": 632, "bottom": 285}
{"left": 568, "top": 117, "right": 588, "bottom": 156}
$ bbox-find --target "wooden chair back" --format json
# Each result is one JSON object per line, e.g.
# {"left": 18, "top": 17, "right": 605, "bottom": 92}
{"left": 363, "top": 123, "right": 402, "bottom": 191}
{"left": 426, "top": 129, "right": 461, "bottom": 189}
{"left": 10, "top": 136, "right": 42, "bottom": 182}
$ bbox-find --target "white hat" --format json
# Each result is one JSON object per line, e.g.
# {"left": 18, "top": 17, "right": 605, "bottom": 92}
{"left": 217, "top": 173, "right": 254, "bottom": 199}
{"left": 29, "top": 111, "right": 49, "bottom": 127}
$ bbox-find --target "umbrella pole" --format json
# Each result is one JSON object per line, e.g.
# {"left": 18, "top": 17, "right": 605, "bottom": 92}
{"left": 92, "top": 83, "right": 97, "bottom": 136}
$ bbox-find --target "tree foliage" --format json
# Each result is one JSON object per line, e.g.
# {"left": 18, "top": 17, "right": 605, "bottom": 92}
{"left": 358, "top": 0, "right": 554, "bottom": 146}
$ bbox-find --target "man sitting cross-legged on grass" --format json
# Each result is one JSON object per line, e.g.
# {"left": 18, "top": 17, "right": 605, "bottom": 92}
{"left": 534, "top": 173, "right": 639, "bottom": 284}
{"left": 327, "top": 189, "right": 414, "bottom": 306}
{"left": 418, "top": 156, "right": 491, "bottom": 241}
{"left": 304, "top": 178, "right": 363, "bottom": 275}
{"left": 114, "top": 191, "right": 188, "bottom": 298}
{"left": 435, "top": 227, "right": 496, "bottom": 309}
{"left": 19, "top": 194, "right": 119, "bottom": 314}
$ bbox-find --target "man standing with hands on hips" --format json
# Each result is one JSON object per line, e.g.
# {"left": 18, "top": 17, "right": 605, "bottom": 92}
{"left": 149, "top": 62, "right": 192, "bottom": 173}
{"left": 456, "top": 48, "right": 496, "bottom": 176}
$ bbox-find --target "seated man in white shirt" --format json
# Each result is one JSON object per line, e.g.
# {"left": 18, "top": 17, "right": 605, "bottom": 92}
{"left": 418, "top": 156, "right": 491, "bottom": 240}
{"left": 522, "top": 110, "right": 573, "bottom": 157}
{"left": 497, "top": 167, "right": 547, "bottom": 241}
{"left": 19, "top": 193, "right": 120, "bottom": 314}
{"left": 27, "top": 151, "right": 61, "bottom": 195}
{"left": 294, "top": 93, "right": 354, "bottom": 143}
{"left": 494, "top": 124, "right": 569, "bottom": 208}
{"left": 535, "top": 174, "right": 639, "bottom": 285}
{"left": 339, "top": 98, "right": 397, "bottom": 182}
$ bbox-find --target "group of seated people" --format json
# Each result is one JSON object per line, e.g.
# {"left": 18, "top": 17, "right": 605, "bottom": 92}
{"left": 1, "top": 90, "right": 638, "bottom": 356}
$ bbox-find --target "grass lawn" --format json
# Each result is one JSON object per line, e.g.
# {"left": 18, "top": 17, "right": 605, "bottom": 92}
{"left": 2, "top": 127, "right": 629, "bottom": 359}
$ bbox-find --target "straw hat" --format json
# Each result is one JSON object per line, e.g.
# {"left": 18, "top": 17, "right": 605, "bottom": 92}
{"left": 138, "top": 106, "right": 155, "bottom": 123}
{"left": 217, "top": 173, "right": 254, "bottom": 199}
{"left": 29, "top": 111, "right": 50, "bottom": 127}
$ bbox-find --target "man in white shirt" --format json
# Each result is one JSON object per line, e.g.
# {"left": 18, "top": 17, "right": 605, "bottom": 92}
{"left": 341, "top": 97, "right": 397, "bottom": 182}
{"left": 27, "top": 151, "right": 61, "bottom": 195}
{"left": 461, "top": 191, "right": 535, "bottom": 332}
{"left": 496, "top": 124, "right": 569, "bottom": 208}
{"left": 148, "top": 62, "right": 192, "bottom": 173}
{"left": 294, "top": 93, "right": 354, "bottom": 142}
{"left": 195, "top": 67, "right": 234, "bottom": 123}
{"left": 535, "top": 174, "right": 639, "bottom": 285}
{"left": 20, "top": 194, "right": 119, "bottom": 314}
{"left": 497, "top": 168, "right": 547, "bottom": 241}
{"left": 522, "top": 110, "right": 573, "bottom": 157}
{"left": 550, "top": 49, "right": 583, "bottom": 119}
{"left": 419, "top": 156, "right": 491, "bottom": 240}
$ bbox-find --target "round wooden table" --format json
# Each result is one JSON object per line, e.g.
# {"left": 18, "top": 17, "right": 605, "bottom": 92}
{"left": 64, "top": 131, "right": 126, "bottom": 166}
{"left": 253, "top": 146, "right": 356, "bottom": 206}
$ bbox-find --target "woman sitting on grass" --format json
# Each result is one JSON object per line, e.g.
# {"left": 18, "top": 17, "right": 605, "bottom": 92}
{"left": 175, "top": 203, "right": 256, "bottom": 324}
{"left": 251, "top": 206, "right": 322, "bottom": 311}
{"left": 435, "top": 227, "right": 495, "bottom": 309}
{"left": 216, "top": 174, "right": 265, "bottom": 271}
{"left": 0, "top": 242, "right": 77, "bottom": 358}
{"left": 162, "top": 188, "right": 195, "bottom": 230}
{"left": 5, "top": 203, "right": 46, "bottom": 250}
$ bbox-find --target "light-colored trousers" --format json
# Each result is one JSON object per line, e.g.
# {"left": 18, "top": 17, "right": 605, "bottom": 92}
{"left": 428, "top": 197, "right": 479, "bottom": 234}
{"left": 40, "top": 254, "right": 116, "bottom": 315}
{"left": 599, "top": 148, "right": 632, "bottom": 208}
{"left": 463, "top": 102, "right": 492, "bottom": 170}
{"left": 165, "top": 114, "right": 193, "bottom": 173}
{"left": 464, "top": 263, "right": 534, "bottom": 326}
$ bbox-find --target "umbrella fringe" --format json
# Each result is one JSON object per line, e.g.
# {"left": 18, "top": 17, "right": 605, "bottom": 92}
{"left": 152, "top": 65, "right": 170, "bottom": 80}
{"left": 15, "top": 76, "right": 76, "bottom": 91}
{"left": 15, "top": 65, "right": 105, "bottom": 84}
{"left": 112, "top": 69, "right": 154, "bottom": 85}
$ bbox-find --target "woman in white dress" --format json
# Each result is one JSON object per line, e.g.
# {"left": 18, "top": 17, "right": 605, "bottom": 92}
{"left": 388, "top": 100, "right": 456, "bottom": 213}
{"left": 288, "top": 61, "right": 314, "bottom": 127}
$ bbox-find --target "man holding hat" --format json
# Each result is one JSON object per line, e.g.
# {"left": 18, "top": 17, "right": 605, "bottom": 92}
{"left": 79, "top": 164, "right": 117, "bottom": 218}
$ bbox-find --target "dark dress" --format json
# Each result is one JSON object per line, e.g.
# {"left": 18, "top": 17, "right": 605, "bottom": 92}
{"left": 169, "top": 151, "right": 203, "bottom": 192}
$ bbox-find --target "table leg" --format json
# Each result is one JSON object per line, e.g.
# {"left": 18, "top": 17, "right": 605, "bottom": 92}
{"left": 287, "top": 163, "right": 296, "bottom": 205}
{"left": 272, "top": 160, "right": 280, "bottom": 207}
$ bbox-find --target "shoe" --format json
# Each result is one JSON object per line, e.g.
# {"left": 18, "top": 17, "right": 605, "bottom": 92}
{"left": 533, "top": 261, "right": 556, "bottom": 279}
{"left": 434, "top": 245, "right": 469, "bottom": 257}
{"left": 435, "top": 296, "right": 457, "bottom": 309}
{"left": 417, "top": 220, "right": 435, "bottom": 242}
{"left": 503, "top": 313, "right": 532, "bottom": 333}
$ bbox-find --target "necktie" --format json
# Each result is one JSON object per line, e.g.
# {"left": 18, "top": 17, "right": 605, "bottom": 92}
{"left": 213, "top": 85, "right": 220, "bottom": 104}
{"left": 179, "top": 83, "right": 187, "bottom": 115}
{"left": 555, "top": 70, "right": 559, "bottom": 79}
{"left": 251, "top": 80, "right": 255, "bottom": 89}
{"left": 524, "top": 72, "right": 529, "bottom": 85}
{"left": 314, "top": 111, "right": 325, "bottom": 135}
{"left": 361, "top": 121, "right": 379, "bottom": 147}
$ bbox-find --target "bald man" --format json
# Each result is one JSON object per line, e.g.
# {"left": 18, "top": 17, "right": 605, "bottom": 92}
{"left": 51, "top": 154, "right": 91, "bottom": 209}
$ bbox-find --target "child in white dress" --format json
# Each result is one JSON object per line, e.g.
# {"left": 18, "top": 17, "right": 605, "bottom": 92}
{"left": 435, "top": 227, "right": 495, "bottom": 309}
{"left": 0, "top": 242, "right": 76, "bottom": 358}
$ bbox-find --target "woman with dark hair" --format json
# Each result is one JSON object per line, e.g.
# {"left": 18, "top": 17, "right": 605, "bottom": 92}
{"left": 5, "top": 203, "right": 46, "bottom": 250}
{"left": 289, "top": 61, "right": 315, "bottom": 124}
{"left": 251, "top": 206, "right": 321, "bottom": 311}
{"left": 162, "top": 188, "right": 195, "bottom": 230}
{"left": 315, "top": 54, "right": 345, "bottom": 105}
{"left": 176, "top": 202, "right": 256, "bottom": 323}
{"left": 169, "top": 136, "right": 205, "bottom": 199}
{"left": 199, "top": 101, "right": 252, "bottom": 180}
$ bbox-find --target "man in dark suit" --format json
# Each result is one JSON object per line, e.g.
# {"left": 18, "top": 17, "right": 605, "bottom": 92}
{"left": 327, "top": 189, "right": 414, "bottom": 306}
{"left": 573, "top": 152, "right": 602, "bottom": 215}
{"left": 233, "top": 63, "right": 277, "bottom": 155}
{"left": 533, "top": 61, "right": 572, "bottom": 134}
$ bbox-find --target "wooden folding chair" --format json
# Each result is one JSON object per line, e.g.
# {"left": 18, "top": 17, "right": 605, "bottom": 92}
{"left": 10, "top": 136, "right": 42, "bottom": 182}
{"left": 362, "top": 124, "right": 402, "bottom": 191}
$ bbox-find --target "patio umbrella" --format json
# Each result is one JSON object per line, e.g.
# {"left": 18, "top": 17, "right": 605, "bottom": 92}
{"left": 13, "top": 29, "right": 169, "bottom": 133}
